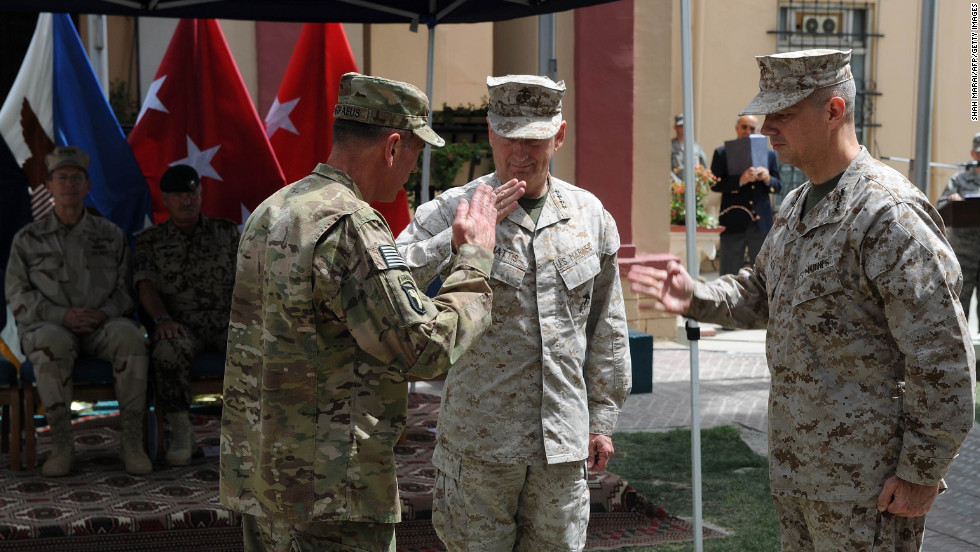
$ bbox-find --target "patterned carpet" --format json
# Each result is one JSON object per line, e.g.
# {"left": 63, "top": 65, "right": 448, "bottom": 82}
{"left": 0, "top": 394, "right": 725, "bottom": 551}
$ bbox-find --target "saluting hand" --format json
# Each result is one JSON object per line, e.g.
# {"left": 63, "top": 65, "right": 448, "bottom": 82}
{"left": 452, "top": 183, "right": 498, "bottom": 253}
{"left": 493, "top": 178, "right": 526, "bottom": 222}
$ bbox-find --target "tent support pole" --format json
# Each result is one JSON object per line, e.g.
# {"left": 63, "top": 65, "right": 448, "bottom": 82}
{"left": 913, "top": 0, "right": 937, "bottom": 194}
{"left": 420, "top": 21, "right": 436, "bottom": 205}
{"left": 680, "top": 0, "right": 703, "bottom": 550}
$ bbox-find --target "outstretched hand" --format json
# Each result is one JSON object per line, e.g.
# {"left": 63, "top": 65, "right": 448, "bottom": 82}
{"left": 626, "top": 260, "right": 695, "bottom": 314}
{"left": 451, "top": 183, "right": 498, "bottom": 252}
{"left": 877, "top": 475, "right": 939, "bottom": 517}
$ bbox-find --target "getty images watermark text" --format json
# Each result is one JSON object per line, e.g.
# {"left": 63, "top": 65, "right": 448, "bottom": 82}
{"left": 972, "top": 3, "right": 978, "bottom": 121}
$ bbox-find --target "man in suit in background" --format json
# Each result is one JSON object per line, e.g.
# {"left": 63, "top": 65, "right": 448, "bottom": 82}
{"left": 710, "top": 114, "right": 782, "bottom": 275}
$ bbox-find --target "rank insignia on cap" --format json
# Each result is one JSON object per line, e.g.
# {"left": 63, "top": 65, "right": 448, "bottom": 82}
{"left": 379, "top": 245, "right": 408, "bottom": 270}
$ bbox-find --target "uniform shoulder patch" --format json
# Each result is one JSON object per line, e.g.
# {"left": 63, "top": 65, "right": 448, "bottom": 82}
{"left": 401, "top": 281, "right": 427, "bottom": 315}
{"left": 379, "top": 244, "right": 408, "bottom": 269}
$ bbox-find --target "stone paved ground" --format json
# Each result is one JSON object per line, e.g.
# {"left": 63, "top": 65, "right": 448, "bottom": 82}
{"left": 617, "top": 333, "right": 980, "bottom": 552}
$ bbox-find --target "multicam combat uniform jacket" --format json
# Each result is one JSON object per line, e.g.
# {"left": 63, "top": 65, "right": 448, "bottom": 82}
{"left": 219, "top": 164, "right": 494, "bottom": 523}
{"left": 6, "top": 210, "right": 135, "bottom": 332}
{"left": 397, "top": 173, "right": 632, "bottom": 465}
{"left": 132, "top": 215, "right": 240, "bottom": 336}
{"left": 687, "top": 148, "right": 976, "bottom": 501}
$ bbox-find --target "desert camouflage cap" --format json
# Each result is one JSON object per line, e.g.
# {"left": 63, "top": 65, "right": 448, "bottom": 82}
{"left": 45, "top": 145, "right": 90, "bottom": 173}
{"left": 487, "top": 75, "right": 565, "bottom": 140}
{"left": 333, "top": 72, "right": 444, "bottom": 147}
{"left": 740, "top": 49, "right": 853, "bottom": 115}
{"left": 973, "top": 132, "right": 980, "bottom": 152}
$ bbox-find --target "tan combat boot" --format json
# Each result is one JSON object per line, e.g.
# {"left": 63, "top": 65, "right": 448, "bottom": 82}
{"left": 41, "top": 408, "right": 74, "bottom": 477}
{"left": 165, "top": 411, "right": 195, "bottom": 466}
{"left": 120, "top": 410, "right": 153, "bottom": 475}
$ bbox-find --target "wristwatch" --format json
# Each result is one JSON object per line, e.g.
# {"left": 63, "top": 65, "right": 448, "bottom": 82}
{"left": 154, "top": 314, "right": 172, "bottom": 324}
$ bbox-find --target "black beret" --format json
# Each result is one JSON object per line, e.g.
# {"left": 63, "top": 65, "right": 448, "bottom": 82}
{"left": 160, "top": 164, "right": 200, "bottom": 193}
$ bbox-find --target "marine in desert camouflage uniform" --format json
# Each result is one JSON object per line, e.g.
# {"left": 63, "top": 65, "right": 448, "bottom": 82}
{"left": 936, "top": 133, "right": 980, "bottom": 331}
{"left": 5, "top": 146, "right": 152, "bottom": 477}
{"left": 397, "top": 75, "right": 632, "bottom": 552}
{"left": 219, "top": 73, "right": 502, "bottom": 552}
{"left": 133, "top": 164, "right": 239, "bottom": 466}
{"left": 628, "top": 50, "right": 975, "bottom": 552}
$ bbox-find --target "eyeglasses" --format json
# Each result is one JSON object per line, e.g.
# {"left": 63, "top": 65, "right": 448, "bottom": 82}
{"left": 52, "top": 174, "right": 86, "bottom": 184}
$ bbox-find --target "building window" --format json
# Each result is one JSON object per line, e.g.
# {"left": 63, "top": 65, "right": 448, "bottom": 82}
{"left": 769, "top": 2, "right": 882, "bottom": 204}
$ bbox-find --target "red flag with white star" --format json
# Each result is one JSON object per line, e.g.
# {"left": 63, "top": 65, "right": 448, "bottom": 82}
{"left": 129, "top": 19, "right": 285, "bottom": 225}
{"left": 265, "top": 23, "right": 411, "bottom": 235}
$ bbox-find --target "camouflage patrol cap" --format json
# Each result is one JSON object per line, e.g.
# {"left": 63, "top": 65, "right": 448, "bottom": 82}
{"left": 333, "top": 72, "right": 444, "bottom": 147}
{"left": 487, "top": 75, "right": 565, "bottom": 140}
{"left": 972, "top": 132, "right": 980, "bottom": 152}
{"left": 160, "top": 164, "right": 201, "bottom": 193}
{"left": 740, "top": 49, "right": 853, "bottom": 115}
{"left": 45, "top": 145, "right": 90, "bottom": 173}
{"left": 674, "top": 113, "right": 685, "bottom": 126}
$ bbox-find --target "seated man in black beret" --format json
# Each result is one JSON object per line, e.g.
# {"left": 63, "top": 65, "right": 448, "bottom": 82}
{"left": 133, "top": 165, "right": 240, "bottom": 465}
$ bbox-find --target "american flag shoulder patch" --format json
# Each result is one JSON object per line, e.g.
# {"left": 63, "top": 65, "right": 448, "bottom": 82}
{"left": 379, "top": 245, "right": 408, "bottom": 270}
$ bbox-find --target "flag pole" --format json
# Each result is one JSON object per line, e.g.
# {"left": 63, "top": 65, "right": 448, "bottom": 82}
{"left": 680, "top": 0, "right": 704, "bottom": 550}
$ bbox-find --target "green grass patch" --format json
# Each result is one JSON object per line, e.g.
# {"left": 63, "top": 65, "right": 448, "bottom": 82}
{"left": 605, "top": 426, "right": 780, "bottom": 551}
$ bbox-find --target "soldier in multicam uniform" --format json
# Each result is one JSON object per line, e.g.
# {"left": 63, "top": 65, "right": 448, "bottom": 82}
{"left": 5, "top": 146, "right": 152, "bottom": 477}
{"left": 936, "top": 133, "right": 980, "bottom": 331}
{"left": 397, "top": 75, "right": 632, "bottom": 552}
{"left": 133, "top": 164, "right": 240, "bottom": 466}
{"left": 628, "top": 50, "right": 976, "bottom": 551}
{"left": 219, "top": 73, "right": 501, "bottom": 552}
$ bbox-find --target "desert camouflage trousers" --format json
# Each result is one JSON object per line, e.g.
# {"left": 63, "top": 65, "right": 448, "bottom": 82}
{"left": 773, "top": 495, "right": 926, "bottom": 552}
{"left": 150, "top": 325, "right": 226, "bottom": 413}
{"left": 241, "top": 514, "right": 395, "bottom": 552}
{"left": 21, "top": 319, "right": 148, "bottom": 414}
{"left": 432, "top": 449, "right": 590, "bottom": 552}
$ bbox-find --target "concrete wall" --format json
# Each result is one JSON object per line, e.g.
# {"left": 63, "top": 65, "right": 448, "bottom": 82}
{"left": 368, "top": 22, "right": 493, "bottom": 110}
{"left": 629, "top": 0, "right": 676, "bottom": 339}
